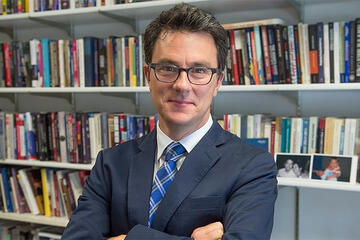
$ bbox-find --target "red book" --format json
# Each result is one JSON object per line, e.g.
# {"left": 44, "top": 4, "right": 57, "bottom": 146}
{"left": 15, "top": 114, "right": 26, "bottom": 160}
{"left": 149, "top": 116, "right": 155, "bottom": 132}
{"left": 250, "top": 31, "right": 260, "bottom": 85}
{"left": 3, "top": 43, "right": 12, "bottom": 87}
{"left": 234, "top": 30, "right": 244, "bottom": 85}
{"left": 51, "top": 113, "right": 59, "bottom": 162}
{"left": 270, "top": 121, "right": 276, "bottom": 156}
{"left": 78, "top": 170, "right": 89, "bottom": 187}
{"left": 229, "top": 30, "right": 240, "bottom": 85}
{"left": 224, "top": 114, "right": 229, "bottom": 131}
{"left": 72, "top": 40, "right": 79, "bottom": 87}
{"left": 53, "top": 173, "right": 60, "bottom": 217}
{"left": 261, "top": 26, "right": 273, "bottom": 84}
{"left": 119, "top": 114, "right": 125, "bottom": 144}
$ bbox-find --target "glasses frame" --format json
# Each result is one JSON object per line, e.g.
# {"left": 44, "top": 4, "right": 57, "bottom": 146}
{"left": 148, "top": 63, "right": 220, "bottom": 85}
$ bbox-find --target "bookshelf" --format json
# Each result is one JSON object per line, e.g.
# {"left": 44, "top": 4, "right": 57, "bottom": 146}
{"left": 1, "top": 0, "right": 360, "bottom": 239}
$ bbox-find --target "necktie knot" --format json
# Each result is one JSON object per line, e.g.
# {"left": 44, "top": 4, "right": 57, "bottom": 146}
{"left": 164, "top": 142, "right": 187, "bottom": 163}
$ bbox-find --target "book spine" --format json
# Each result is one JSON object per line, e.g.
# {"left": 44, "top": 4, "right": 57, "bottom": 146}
{"left": 293, "top": 25, "right": 302, "bottom": 84}
{"left": 317, "top": 22, "right": 324, "bottom": 83}
{"left": 349, "top": 21, "right": 356, "bottom": 82}
{"left": 41, "top": 39, "right": 51, "bottom": 87}
{"left": 274, "top": 25, "right": 286, "bottom": 84}
{"left": 288, "top": 25, "right": 297, "bottom": 84}
{"left": 323, "top": 23, "right": 330, "bottom": 84}
{"left": 267, "top": 25, "right": 279, "bottom": 84}
{"left": 0, "top": 113, "right": 5, "bottom": 160}
{"left": 282, "top": 26, "right": 291, "bottom": 84}
{"left": 234, "top": 30, "right": 245, "bottom": 85}
{"left": 334, "top": 22, "right": 340, "bottom": 83}
{"left": 344, "top": 22, "right": 350, "bottom": 83}
{"left": 329, "top": 22, "right": 335, "bottom": 83}
{"left": 254, "top": 26, "right": 265, "bottom": 84}
{"left": 250, "top": 30, "right": 259, "bottom": 85}
{"left": 245, "top": 28, "right": 254, "bottom": 85}
{"left": 3, "top": 43, "right": 12, "bottom": 87}
{"left": 25, "top": 112, "right": 37, "bottom": 160}
{"left": 308, "top": 24, "right": 319, "bottom": 83}
{"left": 356, "top": 19, "right": 360, "bottom": 82}
{"left": 261, "top": 26, "right": 272, "bottom": 84}
{"left": 339, "top": 22, "right": 345, "bottom": 82}
{"left": 229, "top": 30, "right": 239, "bottom": 85}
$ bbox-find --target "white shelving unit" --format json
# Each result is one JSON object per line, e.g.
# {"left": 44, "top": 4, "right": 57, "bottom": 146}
{"left": 1, "top": 0, "right": 360, "bottom": 239}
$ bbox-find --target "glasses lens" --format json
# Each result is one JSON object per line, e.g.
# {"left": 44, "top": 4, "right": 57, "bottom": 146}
{"left": 189, "top": 67, "right": 213, "bottom": 85}
{"left": 155, "top": 65, "right": 178, "bottom": 82}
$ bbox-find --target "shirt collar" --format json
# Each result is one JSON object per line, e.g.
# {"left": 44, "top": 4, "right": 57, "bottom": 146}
{"left": 156, "top": 115, "right": 213, "bottom": 161}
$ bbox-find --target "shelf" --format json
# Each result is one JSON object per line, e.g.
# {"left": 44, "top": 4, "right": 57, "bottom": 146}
{"left": 0, "top": 159, "right": 94, "bottom": 170}
{"left": 0, "top": 212, "right": 68, "bottom": 227}
{"left": 1, "top": 84, "right": 360, "bottom": 94}
{"left": 278, "top": 178, "right": 360, "bottom": 192}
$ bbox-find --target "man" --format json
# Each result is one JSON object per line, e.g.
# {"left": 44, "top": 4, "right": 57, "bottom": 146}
{"left": 62, "top": 3, "right": 277, "bottom": 240}
{"left": 277, "top": 159, "right": 297, "bottom": 178}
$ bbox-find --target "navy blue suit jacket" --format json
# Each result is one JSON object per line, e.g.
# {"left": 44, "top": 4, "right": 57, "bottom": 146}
{"left": 62, "top": 121, "right": 278, "bottom": 239}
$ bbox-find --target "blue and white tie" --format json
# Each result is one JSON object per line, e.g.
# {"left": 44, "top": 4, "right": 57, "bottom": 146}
{"left": 148, "top": 142, "right": 187, "bottom": 227}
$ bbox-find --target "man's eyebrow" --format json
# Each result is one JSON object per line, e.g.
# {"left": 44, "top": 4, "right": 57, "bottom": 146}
{"left": 154, "top": 59, "right": 178, "bottom": 65}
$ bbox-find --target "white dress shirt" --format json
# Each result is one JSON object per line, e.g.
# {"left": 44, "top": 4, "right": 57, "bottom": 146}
{"left": 153, "top": 115, "right": 213, "bottom": 180}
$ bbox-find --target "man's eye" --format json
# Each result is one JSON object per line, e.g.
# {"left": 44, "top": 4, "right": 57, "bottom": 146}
{"left": 159, "top": 66, "right": 177, "bottom": 72}
{"left": 192, "top": 67, "right": 207, "bottom": 74}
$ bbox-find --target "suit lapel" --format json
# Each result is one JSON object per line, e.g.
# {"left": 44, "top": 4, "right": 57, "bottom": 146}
{"left": 151, "top": 122, "right": 227, "bottom": 231}
{"left": 127, "top": 129, "right": 157, "bottom": 228}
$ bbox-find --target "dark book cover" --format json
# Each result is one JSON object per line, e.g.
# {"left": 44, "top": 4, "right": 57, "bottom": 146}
{"left": 282, "top": 26, "right": 291, "bottom": 84}
{"left": 76, "top": 114, "right": 83, "bottom": 164}
{"left": 100, "top": 113, "right": 109, "bottom": 149}
{"left": 344, "top": 22, "right": 350, "bottom": 83}
{"left": 124, "top": 37, "right": 131, "bottom": 87}
{"left": 349, "top": 21, "right": 356, "bottom": 82}
{"left": 356, "top": 18, "right": 360, "bottom": 82}
{"left": 267, "top": 25, "right": 279, "bottom": 84}
{"left": 98, "top": 38, "right": 107, "bottom": 87}
{"left": 93, "top": 38, "right": 99, "bottom": 86}
{"left": 83, "top": 114, "right": 91, "bottom": 164}
{"left": 229, "top": 30, "right": 240, "bottom": 85}
{"left": 261, "top": 26, "right": 272, "bottom": 84}
{"left": 61, "top": 0, "right": 70, "bottom": 9}
{"left": 51, "top": 112, "right": 60, "bottom": 162}
{"left": 0, "top": 44, "right": 4, "bottom": 87}
{"left": 46, "top": 113, "right": 54, "bottom": 161}
{"left": 245, "top": 28, "right": 254, "bottom": 85}
{"left": 274, "top": 25, "right": 286, "bottom": 84}
{"left": 316, "top": 118, "right": 326, "bottom": 154}
{"left": 21, "top": 42, "right": 32, "bottom": 87}
{"left": 13, "top": 41, "right": 24, "bottom": 87}
{"left": 84, "top": 37, "right": 96, "bottom": 87}
{"left": 293, "top": 25, "right": 302, "bottom": 83}
{"left": 308, "top": 24, "right": 319, "bottom": 83}
{"left": 1, "top": 168, "right": 14, "bottom": 212}
{"left": 317, "top": 22, "right": 325, "bottom": 83}
{"left": 135, "top": 36, "right": 141, "bottom": 87}
{"left": 329, "top": 22, "right": 335, "bottom": 83}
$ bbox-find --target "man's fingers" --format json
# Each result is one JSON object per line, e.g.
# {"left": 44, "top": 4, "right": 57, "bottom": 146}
{"left": 191, "top": 222, "right": 224, "bottom": 240}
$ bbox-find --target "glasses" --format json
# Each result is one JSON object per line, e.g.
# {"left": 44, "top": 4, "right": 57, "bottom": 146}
{"left": 149, "top": 63, "right": 220, "bottom": 85}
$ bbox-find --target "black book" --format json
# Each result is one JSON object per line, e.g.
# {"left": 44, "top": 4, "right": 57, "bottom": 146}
{"left": 349, "top": 21, "right": 356, "bottom": 82}
{"left": 293, "top": 25, "right": 302, "bottom": 84}
{"left": 282, "top": 26, "right": 291, "bottom": 84}
{"left": 36, "top": 113, "right": 48, "bottom": 161}
{"left": 46, "top": 113, "right": 54, "bottom": 161}
{"left": 98, "top": 38, "right": 107, "bottom": 87}
{"left": 308, "top": 24, "right": 319, "bottom": 83}
{"left": 274, "top": 25, "right": 286, "bottom": 84}
{"left": 0, "top": 44, "right": 4, "bottom": 87}
{"left": 356, "top": 18, "right": 360, "bottom": 82}
{"left": 317, "top": 22, "right": 324, "bottom": 83}
{"left": 21, "top": 42, "right": 32, "bottom": 87}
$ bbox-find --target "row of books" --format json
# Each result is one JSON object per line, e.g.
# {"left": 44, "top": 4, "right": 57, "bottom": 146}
{"left": 0, "top": 112, "right": 156, "bottom": 163}
{"left": 224, "top": 18, "right": 360, "bottom": 85}
{"left": 0, "top": 36, "right": 145, "bottom": 88}
{"left": 221, "top": 114, "right": 360, "bottom": 156}
{"left": 0, "top": 224, "right": 62, "bottom": 240}
{"left": 0, "top": 0, "right": 143, "bottom": 14}
{"left": 0, "top": 167, "right": 89, "bottom": 219}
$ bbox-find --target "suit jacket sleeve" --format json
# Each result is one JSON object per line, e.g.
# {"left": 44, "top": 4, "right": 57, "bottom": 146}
{"left": 222, "top": 151, "right": 278, "bottom": 240}
{"left": 62, "top": 150, "right": 111, "bottom": 240}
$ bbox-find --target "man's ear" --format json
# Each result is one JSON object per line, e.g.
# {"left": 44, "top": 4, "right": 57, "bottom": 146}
{"left": 144, "top": 65, "right": 150, "bottom": 85}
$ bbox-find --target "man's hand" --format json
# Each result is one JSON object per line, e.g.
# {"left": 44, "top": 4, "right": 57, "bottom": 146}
{"left": 191, "top": 222, "right": 224, "bottom": 240}
{"left": 108, "top": 234, "right": 126, "bottom": 240}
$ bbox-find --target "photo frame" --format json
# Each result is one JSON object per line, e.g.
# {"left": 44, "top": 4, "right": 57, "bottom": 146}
{"left": 311, "top": 154, "right": 358, "bottom": 183}
{"left": 275, "top": 153, "right": 312, "bottom": 179}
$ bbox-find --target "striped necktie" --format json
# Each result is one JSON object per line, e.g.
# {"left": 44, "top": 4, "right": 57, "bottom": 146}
{"left": 148, "top": 142, "right": 187, "bottom": 227}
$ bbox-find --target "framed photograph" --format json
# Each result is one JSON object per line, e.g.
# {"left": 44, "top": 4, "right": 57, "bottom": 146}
{"left": 275, "top": 153, "right": 312, "bottom": 179}
{"left": 311, "top": 154, "right": 358, "bottom": 183}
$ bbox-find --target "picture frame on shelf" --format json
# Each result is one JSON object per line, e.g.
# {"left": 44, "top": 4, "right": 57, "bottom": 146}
{"left": 275, "top": 153, "right": 312, "bottom": 179}
{"left": 311, "top": 154, "right": 358, "bottom": 184}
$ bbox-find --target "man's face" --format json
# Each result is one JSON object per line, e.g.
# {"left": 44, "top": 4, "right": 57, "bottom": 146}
{"left": 145, "top": 30, "right": 223, "bottom": 133}
{"left": 285, "top": 159, "right": 294, "bottom": 171}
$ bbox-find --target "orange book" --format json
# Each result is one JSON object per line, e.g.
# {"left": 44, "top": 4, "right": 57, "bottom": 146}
{"left": 250, "top": 31, "right": 260, "bottom": 85}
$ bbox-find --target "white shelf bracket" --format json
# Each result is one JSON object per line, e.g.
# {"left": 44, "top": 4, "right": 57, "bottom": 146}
{"left": 98, "top": 11, "right": 137, "bottom": 32}
{"left": 28, "top": 17, "right": 72, "bottom": 37}
{"left": 285, "top": 0, "right": 303, "bottom": 22}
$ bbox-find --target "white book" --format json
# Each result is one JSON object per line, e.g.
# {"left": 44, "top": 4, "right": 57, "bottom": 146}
{"left": 68, "top": 172, "right": 83, "bottom": 207}
{"left": 263, "top": 119, "right": 272, "bottom": 151}
{"left": 9, "top": 177, "right": 19, "bottom": 213}
{"left": 56, "top": 170, "right": 68, "bottom": 218}
{"left": 95, "top": 114, "right": 102, "bottom": 152}
{"left": 247, "top": 115, "right": 254, "bottom": 139}
{"left": 348, "top": 119, "right": 357, "bottom": 155}
{"left": 18, "top": 114, "right": 26, "bottom": 159}
{"left": 113, "top": 115, "right": 120, "bottom": 145}
{"left": 333, "top": 22, "right": 340, "bottom": 84}
{"left": 29, "top": 40, "right": 39, "bottom": 87}
{"left": 295, "top": 118, "right": 303, "bottom": 153}
{"left": 302, "top": 24, "right": 311, "bottom": 84}
{"left": 354, "top": 119, "right": 360, "bottom": 156}
{"left": 308, "top": 117, "right": 318, "bottom": 154}
{"left": 323, "top": 24, "right": 331, "bottom": 84}
{"left": 57, "top": 112, "right": 68, "bottom": 163}
{"left": 70, "top": 0, "right": 76, "bottom": 9}
{"left": 232, "top": 114, "right": 241, "bottom": 138}
{"left": 18, "top": 169, "right": 40, "bottom": 215}
{"left": 254, "top": 114, "right": 262, "bottom": 138}
{"left": 288, "top": 25, "right": 297, "bottom": 84}
{"left": 290, "top": 118, "right": 297, "bottom": 153}
{"left": 28, "top": 0, "right": 34, "bottom": 13}
{"left": 96, "top": 0, "right": 103, "bottom": 7}
{"left": 77, "top": 39, "right": 85, "bottom": 88}
{"left": 332, "top": 118, "right": 342, "bottom": 155}
{"left": 58, "top": 40, "right": 65, "bottom": 88}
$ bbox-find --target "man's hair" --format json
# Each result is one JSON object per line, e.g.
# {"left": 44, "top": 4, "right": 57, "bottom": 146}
{"left": 144, "top": 3, "right": 228, "bottom": 71}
